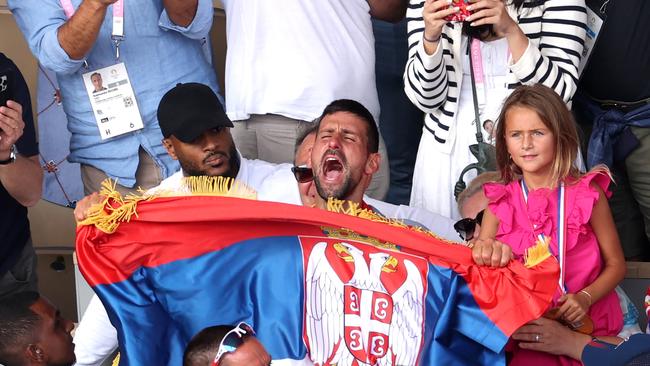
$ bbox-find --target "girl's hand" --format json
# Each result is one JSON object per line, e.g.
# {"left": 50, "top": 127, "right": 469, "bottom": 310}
{"left": 465, "top": 0, "right": 518, "bottom": 38}
{"left": 423, "top": 0, "right": 459, "bottom": 43}
{"left": 471, "top": 237, "right": 513, "bottom": 267}
{"left": 556, "top": 293, "right": 590, "bottom": 324}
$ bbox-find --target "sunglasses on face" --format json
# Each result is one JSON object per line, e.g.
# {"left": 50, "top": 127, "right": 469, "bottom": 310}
{"left": 291, "top": 165, "right": 314, "bottom": 183}
{"left": 212, "top": 322, "right": 255, "bottom": 366}
{"left": 454, "top": 209, "right": 485, "bottom": 242}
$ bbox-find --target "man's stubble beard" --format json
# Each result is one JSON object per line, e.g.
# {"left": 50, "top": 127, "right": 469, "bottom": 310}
{"left": 181, "top": 144, "right": 240, "bottom": 179}
{"left": 313, "top": 171, "right": 352, "bottom": 201}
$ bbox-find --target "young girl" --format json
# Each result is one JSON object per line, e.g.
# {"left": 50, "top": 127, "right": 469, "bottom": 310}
{"left": 475, "top": 84, "right": 626, "bottom": 365}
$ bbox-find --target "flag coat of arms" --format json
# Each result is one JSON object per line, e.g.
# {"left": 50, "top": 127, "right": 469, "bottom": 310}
{"left": 77, "top": 193, "right": 558, "bottom": 365}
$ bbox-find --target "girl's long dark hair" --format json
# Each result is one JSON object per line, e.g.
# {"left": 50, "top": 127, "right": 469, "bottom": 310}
{"left": 462, "top": 0, "right": 540, "bottom": 40}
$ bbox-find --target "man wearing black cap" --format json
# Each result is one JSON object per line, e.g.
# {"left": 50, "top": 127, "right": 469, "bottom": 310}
{"left": 147, "top": 82, "right": 299, "bottom": 200}
{"left": 157, "top": 82, "right": 240, "bottom": 183}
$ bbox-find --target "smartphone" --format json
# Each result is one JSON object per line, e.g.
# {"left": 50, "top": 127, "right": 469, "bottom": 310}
{"left": 444, "top": 0, "right": 472, "bottom": 22}
{"left": 0, "top": 68, "right": 15, "bottom": 108}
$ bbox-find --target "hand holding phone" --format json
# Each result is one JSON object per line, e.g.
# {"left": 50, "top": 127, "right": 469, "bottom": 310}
{"left": 444, "top": 0, "right": 472, "bottom": 22}
{"left": 423, "top": 0, "right": 464, "bottom": 47}
{"left": 0, "top": 100, "right": 25, "bottom": 154}
{"left": 0, "top": 69, "right": 14, "bottom": 108}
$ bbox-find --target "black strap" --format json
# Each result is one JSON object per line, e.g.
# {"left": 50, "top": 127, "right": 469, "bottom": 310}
{"left": 467, "top": 37, "right": 484, "bottom": 144}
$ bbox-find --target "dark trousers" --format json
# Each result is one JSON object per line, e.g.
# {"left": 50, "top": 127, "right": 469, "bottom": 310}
{"left": 573, "top": 92, "right": 650, "bottom": 260}
{"left": 0, "top": 237, "right": 38, "bottom": 298}
{"left": 373, "top": 19, "right": 424, "bottom": 205}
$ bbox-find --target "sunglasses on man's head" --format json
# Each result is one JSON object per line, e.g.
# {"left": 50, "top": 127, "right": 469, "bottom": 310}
{"left": 453, "top": 209, "right": 485, "bottom": 242}
{"left": 291, "top": 165, "right": 314, "bottom": 183}
{"left": 212, "top": 322, "right": 255, "bottom": 366}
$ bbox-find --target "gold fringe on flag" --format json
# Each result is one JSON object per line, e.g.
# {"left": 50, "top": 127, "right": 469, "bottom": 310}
{"left": 326, "top": 197, "right": 553, "bottom": 268}
{"left": 326, "top": 198, "right": 461, "bottom": 246}
{"left": 321, "top": 227, "right": 400, "bottom": 251}
{"left": 79, "top": 176, "right": 256, "bottom": 234}
{"left": 79, "top": 179, "right": 153, "bottom": 234}
{"left": 178, "top": 175, "right": 257, "bottom": 200}
{"left": 524, "top": 236, "right": 552, "bottom": 268}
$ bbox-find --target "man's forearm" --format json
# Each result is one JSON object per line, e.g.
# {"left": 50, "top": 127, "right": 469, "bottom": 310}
{"left": 163, "top": 0, "right": 199, "bottom": 28}
{"left": 0, "top": 155, "right": 43, "bottom": 207}
{"left": 368, "top": 0, "right": 407, "bottom": 23}
{"left": 57, "top": 0, "right": 111, "bottom": 60}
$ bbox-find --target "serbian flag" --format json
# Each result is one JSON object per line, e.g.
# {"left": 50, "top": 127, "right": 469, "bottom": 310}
{"left": 76, "top": 190, "right": 558, "bottom": 365}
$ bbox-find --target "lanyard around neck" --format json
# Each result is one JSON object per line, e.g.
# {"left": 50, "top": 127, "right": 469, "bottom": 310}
{"left": 521, "top": 179, "right": 567, "bottom": 293}
{"left": 59, "top": 0, "right": 125, "bottom": 60}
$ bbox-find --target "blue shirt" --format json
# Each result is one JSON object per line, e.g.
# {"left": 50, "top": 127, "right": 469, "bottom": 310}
{"left": 9, "top": 0, "right": 220, "bottom": 187}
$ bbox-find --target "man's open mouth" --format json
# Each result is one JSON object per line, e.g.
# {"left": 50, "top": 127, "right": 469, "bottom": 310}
{"left": 322, "top": 154, "right": 344, "bottom": 182}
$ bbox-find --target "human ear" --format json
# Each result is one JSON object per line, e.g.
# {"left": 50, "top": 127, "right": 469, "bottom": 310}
{"left": 162, "top": 138, "right": 178, "bottom": 160}
{"left": 26, "top": 344, "right": 45, "bottom": 363}
{"left": 365, "top": 153, "right": 380, "bottom": 175}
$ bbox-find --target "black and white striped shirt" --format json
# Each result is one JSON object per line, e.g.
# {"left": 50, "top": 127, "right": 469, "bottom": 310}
{"left": 404, "top": 0, "right": 587, "bottom": 151}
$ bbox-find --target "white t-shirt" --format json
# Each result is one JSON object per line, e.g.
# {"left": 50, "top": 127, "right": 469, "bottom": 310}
{"left": 366, "top": 197, "right": 461, "bottom": 242}
{"left": 148, "top": 155, "right": 301, "bottom": 205}
{"left": 221, "top": 0, "right": 379, "bottom": 122}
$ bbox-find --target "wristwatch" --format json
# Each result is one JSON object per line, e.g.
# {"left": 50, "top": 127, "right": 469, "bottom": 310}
{"left": 0, "top": 144, "right": 17, "bottom": 165}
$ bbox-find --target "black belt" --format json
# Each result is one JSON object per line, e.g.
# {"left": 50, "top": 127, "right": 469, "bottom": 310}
{"left": 594, "top": 97, "right": 650, "bottom": 114}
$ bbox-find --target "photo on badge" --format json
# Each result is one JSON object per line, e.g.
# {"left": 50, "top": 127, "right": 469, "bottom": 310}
{"left": 89, "top": 71, "right": 108, "bottom": 94}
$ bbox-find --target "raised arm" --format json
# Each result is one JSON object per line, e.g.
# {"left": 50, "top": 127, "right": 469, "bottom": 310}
{"left": 0, "top": 101, "right": 43, "bottom": 207}
{"left": 461, "top": 0, "right": 586, "bottom": 102}
{"left": 8, "top": 0, "right": 113, "bottom": 74}
{"left": 368, "top": 0, "right": 408, "bottom": 23}
{"left": 403, "top": 0, "right": 457, "bottom": 114}
{"left": 57, "top": 0, "right": 118, "bottom": 60}
{"left": 507, "top": 0, "right": 587, "bottom": 102}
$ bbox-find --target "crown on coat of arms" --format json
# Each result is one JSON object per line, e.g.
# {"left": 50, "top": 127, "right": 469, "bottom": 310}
{"left": 321, "top": 227, "right": 399, "bottom": 251}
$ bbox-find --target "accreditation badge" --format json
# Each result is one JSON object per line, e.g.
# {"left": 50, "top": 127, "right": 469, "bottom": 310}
{"left": 83, "top": 63, "right": 143, "bottom": 140}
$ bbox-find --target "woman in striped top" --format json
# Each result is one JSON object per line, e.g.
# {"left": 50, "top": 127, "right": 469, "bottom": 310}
{"left": 404, "top": 0, "right": 586, "bottom": 220}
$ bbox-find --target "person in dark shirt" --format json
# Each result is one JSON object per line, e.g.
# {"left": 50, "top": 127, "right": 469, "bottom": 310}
{"left": 0, "top": 53, "right": 43, "bottom": 298}
{"left": 573, "top": 0, "right": 650, "bottom": 260}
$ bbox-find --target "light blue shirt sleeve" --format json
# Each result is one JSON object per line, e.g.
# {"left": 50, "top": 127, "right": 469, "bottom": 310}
{"left": 8, "top": 0, "right": 86, "bottom": 75}
{"left": 9, "top": 0, "right": 220, "bottom": 186}
{"left": 158, "top": 0, "right": 214, "bottom": 40}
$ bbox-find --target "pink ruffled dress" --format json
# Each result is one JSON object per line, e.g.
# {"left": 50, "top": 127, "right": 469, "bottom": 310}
{"left": 484, "top": 172, "right": 623, "bottom": 366}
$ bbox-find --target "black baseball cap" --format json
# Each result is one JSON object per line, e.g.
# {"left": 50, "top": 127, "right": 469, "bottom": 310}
{"left": 157, "top": 82, "right": 233, "bottom": 143}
